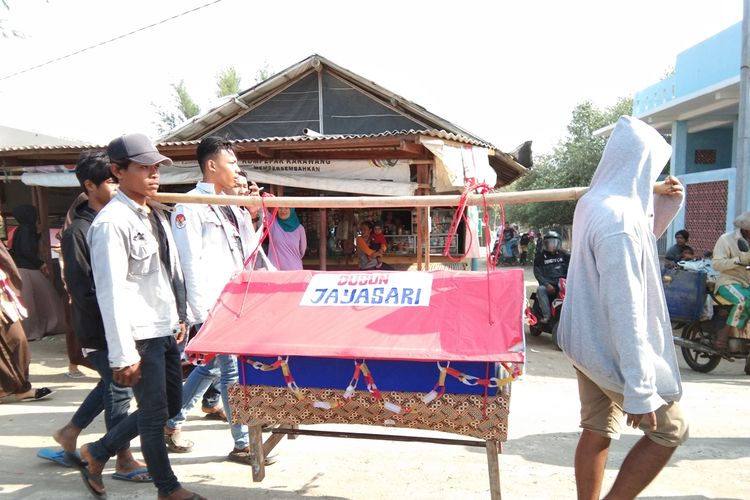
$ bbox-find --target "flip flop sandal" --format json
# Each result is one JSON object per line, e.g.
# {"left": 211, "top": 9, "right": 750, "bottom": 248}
{"left": 17, "top": 387, "right": 54, "bottom": 402}
{"left": 227, "top": 449, "right": 277, "bottom": 466}
{"left": 202, "top": 407, "right": 227, "bottom": 421}
{"left": 37, "top": 448, "right": 78, "bottom": 467}
{"left": 112, "top": 468, "right": 152, "bottom": 483}
{"left": 64, "top": 451, "right": 107, "bottom": 499}
{"left": 65, "top": 370, "right": 87, "bottom": 379}
{"left": 164, "top": 430, "right": 194, "bottom": 453}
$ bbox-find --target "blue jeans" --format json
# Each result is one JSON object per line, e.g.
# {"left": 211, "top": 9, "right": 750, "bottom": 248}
{"left": 167, "top": 354, "right": 248, "bottom": 450}
{"left": 177, "top": 324, "right": 220, "bottom": 409}
{"left": 71, "top": 349, "right": 133, "bottom": 453}
{"left": 91, "top": 336, "right": 182, "bottom": 497}
{"left": 167, "top": 357, "right": 219, "bottom": 429}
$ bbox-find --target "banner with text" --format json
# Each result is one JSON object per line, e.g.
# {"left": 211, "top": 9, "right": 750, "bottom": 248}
{"left": 300, "top": 272, "right": 433, "bottom": 307}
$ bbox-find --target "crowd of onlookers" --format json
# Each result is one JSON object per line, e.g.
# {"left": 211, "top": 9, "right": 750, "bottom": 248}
{"left": 0, "top": 134, "right": 315, "bottom": 499}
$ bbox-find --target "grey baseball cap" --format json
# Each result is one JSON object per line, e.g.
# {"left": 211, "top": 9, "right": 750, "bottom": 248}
{"left": 107, "top": 133, "right": 173, "bottom": 166}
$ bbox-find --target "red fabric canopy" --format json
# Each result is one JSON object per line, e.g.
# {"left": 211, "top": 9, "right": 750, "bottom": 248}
{"left": 187, "top": 269, "right": 525, "bottom": 363}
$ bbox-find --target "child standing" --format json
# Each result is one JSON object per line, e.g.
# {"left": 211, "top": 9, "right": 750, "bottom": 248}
{"left": 369, "top": 223, "right": 387, "bottom": 268}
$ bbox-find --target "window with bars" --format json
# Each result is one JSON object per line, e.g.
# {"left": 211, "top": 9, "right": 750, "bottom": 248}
{"left": 694, "top": 149, "right": 717, "bottom": 165}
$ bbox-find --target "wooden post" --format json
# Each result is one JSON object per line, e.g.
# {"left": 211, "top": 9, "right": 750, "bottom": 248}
{"left": 486, "top": 440, "right": 502, "bottom": 500}
{"left": 319, "top": 207, "right": 327, "bottom": 271}
{"left": 153, "top": 187, "right": 590, "bottom": 209}
{"left": 415, "top": 205, "right": 423, "bottom": 270}
{"left": 416, "top": 164, "right": 429, "bottom": 270}
{"left": 425, "top": 206, "right": 431, "bottom": 268}
{"left": 250, "top": 424, "right": 265, "bottom": 482}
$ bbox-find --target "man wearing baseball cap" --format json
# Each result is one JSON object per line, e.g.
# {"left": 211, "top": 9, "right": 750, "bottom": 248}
{"left": 77, "top": 133, "right": 203, "bottom": 499}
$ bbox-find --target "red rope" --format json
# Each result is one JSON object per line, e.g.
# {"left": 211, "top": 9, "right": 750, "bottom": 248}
{"left": 442, "top": 181, "right": 500, "bottom": 324}
{"left": 237, "top": 193, "right": 278, "bottom": 318}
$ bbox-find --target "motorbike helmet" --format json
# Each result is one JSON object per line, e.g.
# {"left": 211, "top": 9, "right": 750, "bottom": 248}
{"left": 543, "top": 231, "right": 561, "bottom": 252}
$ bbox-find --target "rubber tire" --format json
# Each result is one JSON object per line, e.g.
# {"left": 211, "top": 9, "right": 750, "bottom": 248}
{"left": 681, "top": 321, "right": 721, "bottom": 373}
{"left": 551, "top": 322, "right": 562, "bottom": 351}
{"left": 529, "top": 323, "right": 543, "bottom": 337}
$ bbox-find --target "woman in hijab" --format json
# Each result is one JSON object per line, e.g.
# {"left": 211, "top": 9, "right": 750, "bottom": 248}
{"left": 268, "top": 207, "right": 307, "bottom": 270}
{"left": 10, "top": 205, "right": 65, "bottom": 341}
{"left": 0, "top": 236, "right": 53, "bottom": 402}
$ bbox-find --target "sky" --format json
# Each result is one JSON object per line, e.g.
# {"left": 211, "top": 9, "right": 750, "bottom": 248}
{"left": 0, "top": 0, "right": 743, "bottom": 155}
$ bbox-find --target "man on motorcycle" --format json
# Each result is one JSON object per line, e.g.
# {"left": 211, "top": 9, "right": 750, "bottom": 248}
{"left": 533, "top": 231, "right": 570, "bottom": 323}
{"left": 711, "top": 211, "right": 750, "bottom": 374}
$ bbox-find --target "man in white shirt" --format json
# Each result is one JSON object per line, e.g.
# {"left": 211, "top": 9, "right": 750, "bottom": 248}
{"left": 84, "top": 133, "right": 203, "bottom": 500}
{"left": 167, "top": 136, "right": 272, "bottom": 465}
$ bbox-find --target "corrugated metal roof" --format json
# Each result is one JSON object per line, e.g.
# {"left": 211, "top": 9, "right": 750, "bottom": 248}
{"left": 0, "top": 129, "right": 494, "bottom": 153}
{"left": 159, "top": 55, "right": 502, "bottom": 149}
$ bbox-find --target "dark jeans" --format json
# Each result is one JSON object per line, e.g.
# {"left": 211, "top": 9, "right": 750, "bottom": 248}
{"left": 536, "top": 285, "right": 558, "bottom": 322}
{"left": 133, "top": 335, "right": 183, "bottom": 497}
{"left": 71, "top": 349, "right": 133, "bottom": 454}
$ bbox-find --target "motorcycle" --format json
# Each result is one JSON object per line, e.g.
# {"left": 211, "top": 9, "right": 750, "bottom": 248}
{"left": 528, "top": 277, "right": 566, "bottom": 349}
{"left": 492, "top": 235, "right": 520, "bottom": 266}
{"left": 674, "top": 294, "right": 750, "bottom": 372}
{"left": 668, "top": 242, "right": 750, "bottom": 373}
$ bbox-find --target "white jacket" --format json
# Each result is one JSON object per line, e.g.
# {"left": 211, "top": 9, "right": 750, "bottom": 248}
{"left": 557, "top": 116, "right": 684, "bottom": 414}
{"left": 88, "top": 191, "right": 186, "bottom": 368}
{"left": 171, "top": 182, "right": 273, "bottom": 325}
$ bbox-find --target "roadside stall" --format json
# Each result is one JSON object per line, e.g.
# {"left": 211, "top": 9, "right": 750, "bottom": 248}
{"left": 0, "top": 131, "right": 526, "bottom": 271}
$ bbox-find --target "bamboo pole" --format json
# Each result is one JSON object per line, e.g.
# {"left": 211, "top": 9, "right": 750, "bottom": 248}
{"left": 153, "top": 187, "right": 589, "bottom": 208}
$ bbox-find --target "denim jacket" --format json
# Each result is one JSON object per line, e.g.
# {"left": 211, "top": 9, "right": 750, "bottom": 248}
{"left": 88, "top": 191, "right": 186, "bottom": 368}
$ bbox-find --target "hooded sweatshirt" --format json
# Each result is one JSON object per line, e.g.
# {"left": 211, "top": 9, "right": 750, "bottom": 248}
{"left": 61, "top": 200, "right": 106, "bottom": 350}
{"left": 557, "top": 116, "right": 684, "bottom": 415}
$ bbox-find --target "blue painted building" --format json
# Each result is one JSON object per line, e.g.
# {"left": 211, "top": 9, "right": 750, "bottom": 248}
{"left": 597, "top": 22, "right": 741, "bottom": 255}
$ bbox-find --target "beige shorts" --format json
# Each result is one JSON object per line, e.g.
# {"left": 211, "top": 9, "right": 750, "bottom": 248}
{"left": 576, "top": 369, "right": 688, "bottom": 447}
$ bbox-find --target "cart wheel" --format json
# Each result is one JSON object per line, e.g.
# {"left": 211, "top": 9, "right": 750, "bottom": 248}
{"left": 681, "top": 322, "right": 721, "bottom": 373}
{"left": 529, "top": 322, "right": 543, "bottom": 336}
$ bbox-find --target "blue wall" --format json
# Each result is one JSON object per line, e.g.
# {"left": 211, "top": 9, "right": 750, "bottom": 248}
{"left": 685, "top": 128, "right": 734, "bottom": 174}
{"left": 634, "top": 22, "right": 740, "bottom": 115}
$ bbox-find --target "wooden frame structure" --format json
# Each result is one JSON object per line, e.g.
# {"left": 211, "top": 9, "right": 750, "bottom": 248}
{"left": 0, "top": 132, "right": 528, "bottom": 271}
{"left": 171, "top": 188, "right": 588, "bottom": 500}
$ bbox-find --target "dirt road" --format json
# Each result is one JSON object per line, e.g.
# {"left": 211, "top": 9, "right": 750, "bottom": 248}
{"left": 1, "top": 274, "right": 748, "bottom": 499}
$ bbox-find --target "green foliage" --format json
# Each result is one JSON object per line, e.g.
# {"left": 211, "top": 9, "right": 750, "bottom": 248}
{"left": 216, "top": 66, "right": 241, "bottom": 97}
{"left": 154, "top": 80, "right": 201, "bottom": 134}
{"left": 504, "top": 97, "right": 633, "bottom": 228}
{"left": 174, "top": 80, "right": 200, "bottom": 118}
{"left": 253, "top": 61, "right": 273, "bottom": 84}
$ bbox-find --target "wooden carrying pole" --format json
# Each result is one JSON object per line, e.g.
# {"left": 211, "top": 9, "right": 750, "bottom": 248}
{"left": 153, "top": 186, "right": 589, "bottom": 208}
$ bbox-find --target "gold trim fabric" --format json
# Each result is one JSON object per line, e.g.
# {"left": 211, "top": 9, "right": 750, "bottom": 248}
{"left": 229, "top": 384, "right": 509, "bottom": 441}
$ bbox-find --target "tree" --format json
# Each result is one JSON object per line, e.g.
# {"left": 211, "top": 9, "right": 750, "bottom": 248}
{"left": 216, "top": 66, "right": 241, "bottom": 97}
{"left": 504, "top": 97, "right": 633, "bottom": 228}
{"left": 0, "top": 0, "right": 24, "bottom": 39}
{"left": 253, "top": 61, "right": 273, "bottom": 84}
{"left": 154, "top": 80, "right": 201, "bottom": 134}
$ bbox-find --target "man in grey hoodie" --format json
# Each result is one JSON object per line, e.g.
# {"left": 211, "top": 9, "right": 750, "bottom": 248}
{"left": 557, "top": 116, "right": 689, "bottom": 500}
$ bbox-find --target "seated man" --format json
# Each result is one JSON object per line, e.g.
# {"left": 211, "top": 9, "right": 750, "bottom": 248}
{"left": 711, "top": 212, "right": 750, "bottom": 373}
{"left": 533, "top": 231, "right": 570, "bottom": 323}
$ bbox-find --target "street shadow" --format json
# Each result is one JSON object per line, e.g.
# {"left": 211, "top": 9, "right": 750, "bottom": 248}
{"left": 462, "top": 432, "right": 750, "bottom": 470}
{"left": 0, "top": 445, "right": 349, "bottom": 500}
{"left": 640, "top": 497, "right": 743, "bottom": 500}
